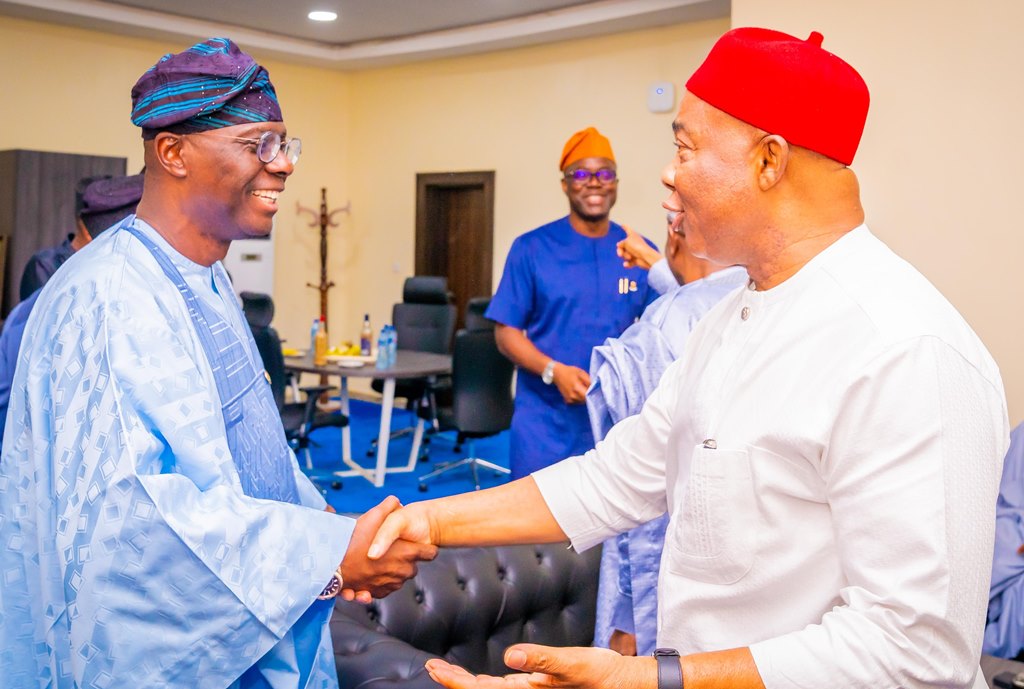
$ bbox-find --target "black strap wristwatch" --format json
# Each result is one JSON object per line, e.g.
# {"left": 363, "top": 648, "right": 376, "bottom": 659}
{"left": 654, "top": 648, "right": 683, "bottom": 689}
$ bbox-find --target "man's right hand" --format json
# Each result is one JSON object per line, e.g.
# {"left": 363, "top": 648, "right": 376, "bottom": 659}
{"left": 616, "top": 224, "right": 661, "bottom": 270}
{"left": 553, "top": 364, "right": 590, "bottom": 404}
{"left": 367, "top": 500, "right": 437, "bottom": 563}
{"left": 339, "top": 496, "right": 437, "bottom": 601}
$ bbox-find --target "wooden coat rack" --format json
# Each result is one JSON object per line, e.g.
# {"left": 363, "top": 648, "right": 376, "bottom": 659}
{"left": 297, "top": 187, "right": 350, "bottom": 329}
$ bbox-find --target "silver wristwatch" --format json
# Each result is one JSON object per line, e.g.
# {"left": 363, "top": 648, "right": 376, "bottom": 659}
{"left": 317, "top": 566, "right": 345, "bottom": 600}
{"left": 541, "top": 360, "right": 556, "bottom": 385}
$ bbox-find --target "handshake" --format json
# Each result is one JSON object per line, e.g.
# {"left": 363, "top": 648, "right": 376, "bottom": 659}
{"left": 334, "top": 495, "right": 437, "bottom": 602}
{"left": 323, "top": 485, "right": 652, "bottom": 689}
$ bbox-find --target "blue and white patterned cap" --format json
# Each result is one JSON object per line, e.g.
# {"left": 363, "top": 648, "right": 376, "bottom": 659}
{"left": 130, "top": 37, "right": 282, "bottom": 140}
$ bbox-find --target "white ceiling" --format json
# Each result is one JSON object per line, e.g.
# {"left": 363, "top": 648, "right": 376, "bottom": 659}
{"left": 0, "top": 0, "right": 729, "bottom": 69}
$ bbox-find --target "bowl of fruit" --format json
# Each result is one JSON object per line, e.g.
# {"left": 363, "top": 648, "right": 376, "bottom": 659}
{"left": 325, "top": 342, "right": 375, "bottom": 367}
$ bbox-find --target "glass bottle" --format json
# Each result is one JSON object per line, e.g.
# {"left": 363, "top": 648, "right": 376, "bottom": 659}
{"left": 359, "top": 313, "right": 372, "bottom": 356}
{"left": 314, "top": 316, "right": 329, "bottom": 366}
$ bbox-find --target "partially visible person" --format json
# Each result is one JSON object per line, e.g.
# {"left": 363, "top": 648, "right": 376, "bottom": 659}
{"left": 0, "top": 173, "right": 144, "bottom": 440}
{"left": 0, "top": 37, "right": 434, "bottom": 689}
{"left": 985, "top": 421, "right": 1024, "bottom": 659}
{"left": 18, "top": 174, "right": 139, "bottom": 300}
{"left": 486, "top": 127, "right": 657, "bottom": 479}
{"left": 589, "top": 213, "right": 747, "bottom": 657}
{"left": 370, "top": 27, "right": 1008, "bottom": 689}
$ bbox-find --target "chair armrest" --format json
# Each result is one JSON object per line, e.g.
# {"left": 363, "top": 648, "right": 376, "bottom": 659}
{"left": 331, "top": 602, "right": 441, "bottom": 689}
{"left": 294, "top": 385, "right": 336, "bottom": 430}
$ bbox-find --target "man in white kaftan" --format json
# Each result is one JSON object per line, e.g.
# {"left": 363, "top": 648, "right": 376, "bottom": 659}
{"left": 366, "top": 27, "right": 1009, "bottom": 689}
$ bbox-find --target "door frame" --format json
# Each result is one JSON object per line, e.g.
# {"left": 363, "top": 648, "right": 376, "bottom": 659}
{"left": 415, "top": 171, "right": 495, "bottom": 328}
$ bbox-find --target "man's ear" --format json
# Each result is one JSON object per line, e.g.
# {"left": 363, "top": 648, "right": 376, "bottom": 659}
{"left": 151, "top": 132, "right": 189, "bottom": 179}
{"left": 756, "top": 134, "right": 789, "bottom": 190}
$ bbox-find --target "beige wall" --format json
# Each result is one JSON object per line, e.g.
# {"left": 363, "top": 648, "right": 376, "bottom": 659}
{"left": 344, "top": 18, "right": 728, "bottom": 353}
{"left": 730, "top": 0, "right": 1024, "bottom": 424}
{"left": 0, "top": 17, "right": 352, "bottom": 353}
{"left": 1, "top": 6, "right": 1020, "bottom": 422}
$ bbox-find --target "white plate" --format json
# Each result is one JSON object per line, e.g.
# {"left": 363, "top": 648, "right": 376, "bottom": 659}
{"left": 336, "top": 360, "right": 365, "bottom": 369}
{"left": 325, "top": 352, "right": 376, "bottom": 363}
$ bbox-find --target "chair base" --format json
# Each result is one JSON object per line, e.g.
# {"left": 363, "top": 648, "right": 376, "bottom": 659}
{"left": 366, "top": 425, "right": 419, "bottom": 456}
{"left": 289, "top": 438, "right": 343, "bottom": 493}
{"left": 418, "top": 438, "right": 510, "bottom": 491}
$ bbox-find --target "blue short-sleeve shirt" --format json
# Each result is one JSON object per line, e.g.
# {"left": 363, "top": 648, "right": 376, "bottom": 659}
{"left": 486, "top": 216, "right": 656, "bottom": 477}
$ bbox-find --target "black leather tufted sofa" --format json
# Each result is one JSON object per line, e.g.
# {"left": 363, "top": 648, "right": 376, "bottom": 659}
{"left": 330, "top": 542, "right": 602, "bottom": 689}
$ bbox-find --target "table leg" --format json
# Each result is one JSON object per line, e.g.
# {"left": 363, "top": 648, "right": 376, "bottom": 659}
{"left": 340, "top": 377, "right": 351, "bottom": 464}
{"left": 375, "top": 378, "right": 396, "bottom": 487}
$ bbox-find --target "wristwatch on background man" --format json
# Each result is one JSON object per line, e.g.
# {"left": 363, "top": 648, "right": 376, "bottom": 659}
{"left": 542, "top": 359, "right": 556, "bottom": 385}
{"left": 317, "top": 565, "right": 345, "bottom": 600}
{"left": 654, "top": 648, "right": 683, "bottom": 689}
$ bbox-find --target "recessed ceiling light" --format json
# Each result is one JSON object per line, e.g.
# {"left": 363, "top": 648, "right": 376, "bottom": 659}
{"left": 308, "top": 10, "right": 338, "bottom": 22}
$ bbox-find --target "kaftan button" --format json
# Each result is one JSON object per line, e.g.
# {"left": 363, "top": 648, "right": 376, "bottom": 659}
{"left": 702, "top": 439, "right": 717, "bottom": 449}
{"left": 740, "top": 306, "right": 750, "bottom": 321}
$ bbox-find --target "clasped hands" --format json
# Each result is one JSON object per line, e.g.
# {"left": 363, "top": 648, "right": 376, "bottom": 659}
{"left": 336, "top": 495, "right": 437, "bottom": 602}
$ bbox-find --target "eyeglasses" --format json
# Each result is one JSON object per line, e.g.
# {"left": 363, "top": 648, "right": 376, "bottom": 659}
{"left": 203, "top": 130, "right": 302, "bottom": 165}
{"left": 564, "top": 168, "right": 617, "bottom": 185}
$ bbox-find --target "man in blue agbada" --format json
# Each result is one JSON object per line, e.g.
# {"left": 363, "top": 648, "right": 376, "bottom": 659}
{"left": 586, "top": 215, "right": 747, "bottom": 657}
{"left": 485, "top": 127, "right": 657, "bottom": 479}
{"left": 985, "top": 422, "right": 1024, "bottom": 659}
{"left": 0, "top": 37, "right": 435, "bottom": 689}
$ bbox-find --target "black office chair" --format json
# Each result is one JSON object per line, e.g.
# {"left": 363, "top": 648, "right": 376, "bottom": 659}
{"left": 417, "top": 313, "right": 513, "bottom": 491}
{"left": 463, "top": 295, "right": 496, "bottom": 332}
{"left": 368, "top": 276, "right": 457, "bottom": 455}
{"left": 422, "top": 295, "right": 493, "bottom": 454}
{"left": 240, "top": 292, "right": 349, "bottom": 481}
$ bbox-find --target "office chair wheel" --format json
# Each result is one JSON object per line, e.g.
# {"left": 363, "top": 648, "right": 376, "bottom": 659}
{"left": 331, "top": 481, "right": 343, "bottom": 490}
{"left": 418, "top": 483, "right": 428, "bottom": 492}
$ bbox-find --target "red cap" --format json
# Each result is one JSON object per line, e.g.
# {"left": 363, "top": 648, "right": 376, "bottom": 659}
{"left": 686, "top": 27, "right": 869, "bottom": 165}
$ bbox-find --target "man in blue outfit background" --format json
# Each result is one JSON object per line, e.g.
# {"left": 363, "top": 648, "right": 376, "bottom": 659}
{"left": 485, "top": 127, "right": 657, "bottom": 479}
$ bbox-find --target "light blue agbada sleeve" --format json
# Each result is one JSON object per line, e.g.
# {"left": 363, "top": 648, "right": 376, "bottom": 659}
{"left": 0, "top": 230, "right": 352, "bottom": 689}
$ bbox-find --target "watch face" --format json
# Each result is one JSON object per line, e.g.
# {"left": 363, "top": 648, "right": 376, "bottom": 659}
{"left": 542, "top": 362, "right": 555, "bottom": 384}
{"left": 318, "top": 574, "right": 342, "bottom": 600}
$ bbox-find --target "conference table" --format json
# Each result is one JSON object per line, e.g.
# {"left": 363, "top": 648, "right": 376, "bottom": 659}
{"left": 284, "top": 350, "right": 452, "bottom": 487}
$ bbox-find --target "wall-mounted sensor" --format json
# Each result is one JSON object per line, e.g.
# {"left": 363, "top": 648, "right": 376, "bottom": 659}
{"left": 647, "top": 81, "right": 675, "bottom": 113}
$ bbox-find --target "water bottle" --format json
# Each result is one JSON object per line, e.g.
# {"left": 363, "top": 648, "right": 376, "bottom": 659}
{"left": 387, "top": 324, "right": 398, "bottom": 367}
{"left": 359, "top": 313, "right": 372, "bottom": 356}
{"left": 309, "top": 317, "right": 320, "bottom": 355}
{"left": 375, "top": 325, "right": 390, "bottom": 369}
